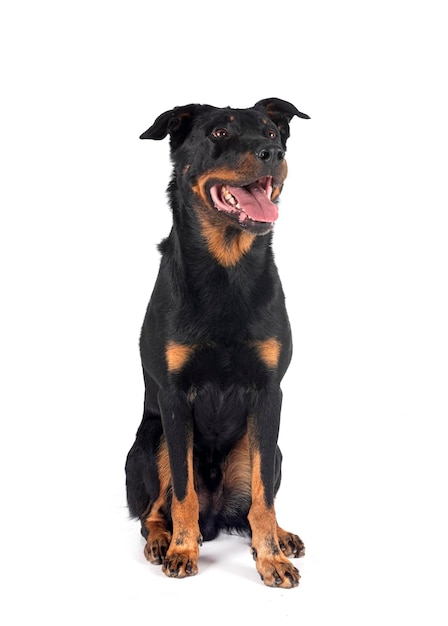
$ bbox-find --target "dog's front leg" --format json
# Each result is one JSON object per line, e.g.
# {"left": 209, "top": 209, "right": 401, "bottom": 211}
{"left": 158, "top": 390, "right": 202, "bottom": 578}
{"left": 248, "top": 389, "right": 301, "bottom": 588}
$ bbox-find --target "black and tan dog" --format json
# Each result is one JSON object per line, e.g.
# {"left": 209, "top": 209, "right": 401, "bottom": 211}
{"left": 125, "top": 98, "right": 309, "bottom": 587}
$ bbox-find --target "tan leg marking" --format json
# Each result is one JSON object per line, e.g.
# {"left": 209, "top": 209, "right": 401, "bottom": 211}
{"left": 223, "top": 433, "right": 251, "bottom": 495}
{"left": 248, "top": 452, "right": 300, "bottom": 588}
{"left": 143, "top": 439, "right": 172, "bottom": 564}
{"left": 163, "top": 439, "right": 201, "bottom": 578}
{"left": 221, "top": 433, "right": 252, "bottom": 516}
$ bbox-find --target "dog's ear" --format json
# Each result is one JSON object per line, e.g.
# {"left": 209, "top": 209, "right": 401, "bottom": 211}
{"left": 140, "top": 104, "right": 210, "bottom": 150}
{"left": 254, "top": 98, "right": 310, "bottom": 147}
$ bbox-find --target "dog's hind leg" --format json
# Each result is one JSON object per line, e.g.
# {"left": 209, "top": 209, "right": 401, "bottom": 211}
{"left": 142, "top": 438, "right": 173, "bottom": 564}
{"left": 126, "top": 421, "right": 174, "bottom": 564}
{"left": 125, "top": 411, "right": 163, "bottom": 518}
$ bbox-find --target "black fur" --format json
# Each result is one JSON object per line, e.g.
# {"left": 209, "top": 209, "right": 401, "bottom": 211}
{"left": 125, "top": 98, "right": 309, "bottom": 587}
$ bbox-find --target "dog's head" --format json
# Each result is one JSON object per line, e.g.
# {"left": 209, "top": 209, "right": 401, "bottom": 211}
{"left": 140, "top": 98, "right": 309, "bottom": 236}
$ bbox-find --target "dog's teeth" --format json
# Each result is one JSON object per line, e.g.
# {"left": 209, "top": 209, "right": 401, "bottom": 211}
{"left": 222, "top": 186, "right": 238, "bottom": 207}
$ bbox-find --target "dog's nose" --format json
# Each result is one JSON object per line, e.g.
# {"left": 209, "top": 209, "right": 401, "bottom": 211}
{"left": 256, "top": 145, "right": 285, "bottom": 163}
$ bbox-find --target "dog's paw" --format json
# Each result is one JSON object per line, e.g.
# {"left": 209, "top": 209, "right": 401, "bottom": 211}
{"left": 255, "top": 555, "right": 300, "bottom": 588}
{"left": 144, "top": 534, "right": 171, "bottom": 565}
{"left": 162, "top": 551, "right": 199, "bottom": 578}
{"left": 277, "top": 528, "right": 305, "bottom": 558}
{"left": 143, "top": 522, "right": 172, "bottom": 565}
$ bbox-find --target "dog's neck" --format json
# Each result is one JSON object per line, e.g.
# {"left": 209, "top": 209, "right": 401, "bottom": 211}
{"left": 164, "top": 223, "right": 279, "bottom": 337}
{"left": 171, "top": 213, "right": 274, "bottom": 276}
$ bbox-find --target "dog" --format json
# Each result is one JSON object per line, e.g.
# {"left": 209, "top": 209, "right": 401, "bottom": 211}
{"left": 125, "top": 98, "right": 310, "bottom": 587}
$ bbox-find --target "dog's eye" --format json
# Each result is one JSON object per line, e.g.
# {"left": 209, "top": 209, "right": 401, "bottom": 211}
{"left": 266, "top": 129, "right": 277, "bottom": 139}
{"left": 212, "top": 128, "right": 229, "bottom": 138}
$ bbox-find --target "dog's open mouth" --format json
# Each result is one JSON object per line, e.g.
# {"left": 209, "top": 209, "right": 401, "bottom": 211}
{"left": 209, "top": 176, "right": 279, "bottom": 225}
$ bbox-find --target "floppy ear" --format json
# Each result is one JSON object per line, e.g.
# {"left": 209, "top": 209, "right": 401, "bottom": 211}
{"left": 140, "top": 104, "right": 211, "bottom": 150}
{"left": 254, "top": 98, "right": 310, "bottom": 147}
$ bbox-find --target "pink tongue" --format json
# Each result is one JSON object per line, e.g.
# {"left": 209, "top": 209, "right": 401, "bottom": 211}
{"left": 228, "top": 182, "right": 278, "bottom": 222}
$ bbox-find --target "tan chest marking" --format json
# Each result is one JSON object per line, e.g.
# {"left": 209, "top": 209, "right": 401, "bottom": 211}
{"left": 254, "top": 338, "right": 282, "bottom": 369}
{"left": 165, "top": 341, "right": 196, "bottom": 372}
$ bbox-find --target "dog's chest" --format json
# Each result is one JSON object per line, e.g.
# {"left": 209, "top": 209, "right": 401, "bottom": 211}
{"left": 169, "top": 338, "right": 279, "bottom": 386}
{"left": 171, "top": 340, "right": 280, "bottom": 447}
{"left": 190, "top": 378, "right": 250, "bottom": 448}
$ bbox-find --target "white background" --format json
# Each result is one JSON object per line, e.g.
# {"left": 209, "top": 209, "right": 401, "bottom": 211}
{"left": 1, "top": 1, "right": 447, "bottom": 623}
